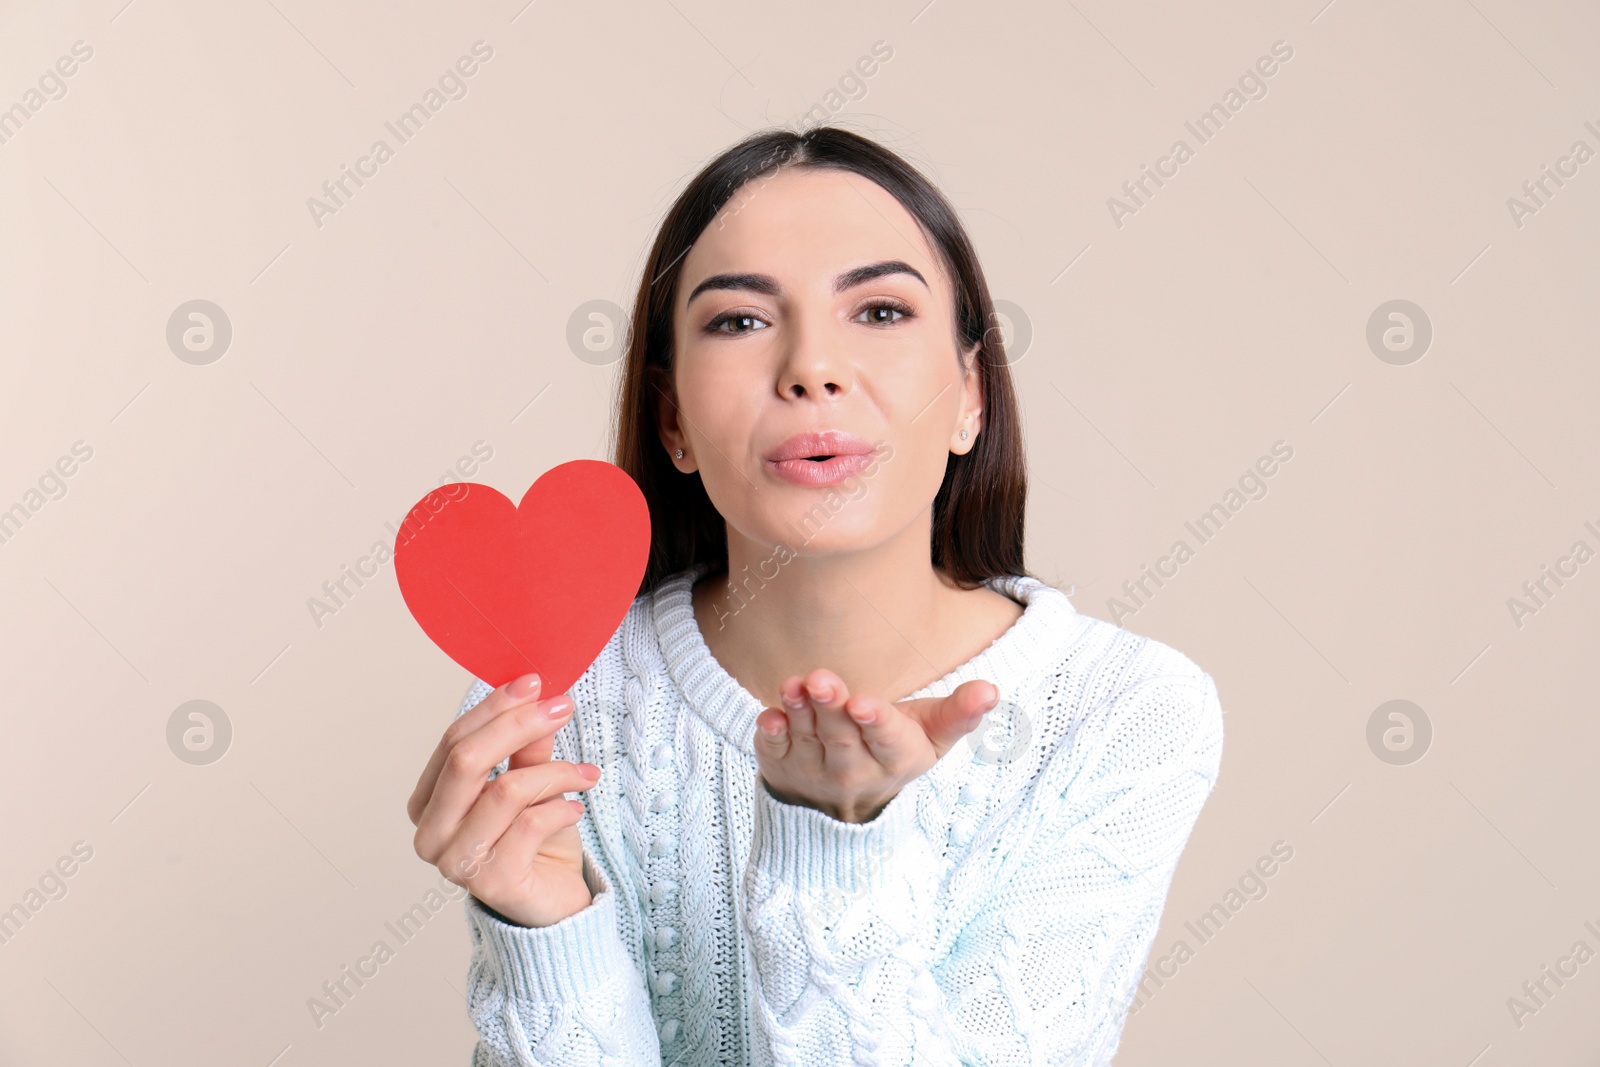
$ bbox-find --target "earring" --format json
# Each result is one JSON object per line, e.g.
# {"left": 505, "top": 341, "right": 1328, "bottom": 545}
{"left": 675, "top": 448, "right": 684, "bottom": 459}
{"left": 960, "top": 429, "right": 969, "bottom": 440}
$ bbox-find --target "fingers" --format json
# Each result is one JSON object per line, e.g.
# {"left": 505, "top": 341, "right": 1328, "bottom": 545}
{"left": 756, "top": 669, "right": 844, "bottom": 762}
{"left": 432, "top": 760, "right": 598, "bottom": 873}
{"left": 779, "top": 675, "right": 817, "bottom": 741}
{"left": 412, "top": 691, "right": 576, "bottom": 859}
{"left": 758, "top": 669, "right": 997, "bottom": 775}
{"left": 478, "top": 800, "right": 586, "bottom": 890}
{"left": 445, "top": 798, "right": 585, "bottom": 906}
{"left": 753, "top": 708, "right": 791, "bottom": 758}
{"left": 408, "top": 672, "right": 549, "bottom": 825}
{"left": 775, "top": 670, "right": 914, "bottom": 764}
{"left": 800, "top": 669, "right": 858, "bottom": 749}
{"left": 497, "top": 796, "right": 586, "bottom": 862}
{"left": 840, "top": 693, "right": 916, "bottom": 764}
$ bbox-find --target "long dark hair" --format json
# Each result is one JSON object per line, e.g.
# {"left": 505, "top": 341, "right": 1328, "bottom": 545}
{"left": 612, "top": 125, "right": 1032, "bottom": 597}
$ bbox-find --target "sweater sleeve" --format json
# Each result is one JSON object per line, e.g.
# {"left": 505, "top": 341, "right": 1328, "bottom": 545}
{"left": 739, "top": 668, "right": 1225, "bottom": 1066}
{"left": 448, "top": 679, "right": 665, "bottom": 1066}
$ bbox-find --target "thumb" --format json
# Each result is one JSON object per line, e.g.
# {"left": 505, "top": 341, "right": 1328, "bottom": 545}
{"left": 506, "top": 733, "right": 556, "bottom": 772}
{"left": 507, "top": 695, "right": 567, "bottom": 771}
{"left": 924, "top": 681, "right": 1000, "bottom": 754}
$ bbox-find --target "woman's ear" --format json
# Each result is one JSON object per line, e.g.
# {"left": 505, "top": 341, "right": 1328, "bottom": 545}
{"left": 953, "top": 340, "right": 984, "bottom": 454}
{"left": 654, "top": 379, "right": 695, "bottom": 471}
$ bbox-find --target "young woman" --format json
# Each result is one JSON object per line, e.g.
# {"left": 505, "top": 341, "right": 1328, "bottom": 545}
{"left": 407, "top": 126, "right": 1224, "bottom": 1065}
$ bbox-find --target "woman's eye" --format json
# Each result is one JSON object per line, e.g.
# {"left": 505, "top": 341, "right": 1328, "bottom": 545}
{"left": 856, "top": 300, "right": 910, "bottom": 325}
{"left": 708, "top": 312, "right": 767, "bottom": 334}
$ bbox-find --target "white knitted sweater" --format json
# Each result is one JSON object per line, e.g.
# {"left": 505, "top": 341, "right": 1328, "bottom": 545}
{"left": 453, "top": 562, "right": 1224, "bottom": 1066}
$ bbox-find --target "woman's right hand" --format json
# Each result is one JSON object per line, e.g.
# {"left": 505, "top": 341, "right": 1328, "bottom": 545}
{"left": 407, "top": 672, "right": 602, "bottom": 929}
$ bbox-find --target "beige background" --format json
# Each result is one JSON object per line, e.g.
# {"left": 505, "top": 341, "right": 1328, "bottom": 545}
{"left": 2, "top": 0, "right": 1596, "bottom": 1063}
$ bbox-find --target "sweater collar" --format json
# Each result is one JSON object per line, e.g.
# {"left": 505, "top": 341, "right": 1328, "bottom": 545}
{"left": 651, "top": 560, "right": 1086, "bottom": 756}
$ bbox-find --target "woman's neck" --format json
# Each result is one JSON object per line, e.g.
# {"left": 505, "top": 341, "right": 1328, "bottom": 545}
{"left": 691, "top": 522, "right": 1021, "bottom": 711}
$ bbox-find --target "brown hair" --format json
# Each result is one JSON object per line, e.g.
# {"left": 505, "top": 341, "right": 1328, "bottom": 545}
{"left": 612, "top": 125, "right": 1033, "bottom": 596}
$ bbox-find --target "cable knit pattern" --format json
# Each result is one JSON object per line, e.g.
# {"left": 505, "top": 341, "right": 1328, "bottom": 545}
{"left": 453, "top": 562, "right": 1224, "bottom": 1065}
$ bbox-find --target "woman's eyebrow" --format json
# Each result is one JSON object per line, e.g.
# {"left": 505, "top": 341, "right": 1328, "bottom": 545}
{"left": 836, "top": 260, "right": 928, "bottom": 293}
{"left": 684, "top": 260, "right": 929, "bottom": 307}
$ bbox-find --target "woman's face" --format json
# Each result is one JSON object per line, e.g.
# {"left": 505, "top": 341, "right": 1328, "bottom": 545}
{"left": 661, "top": 166, "right": 982, "bottom": 560}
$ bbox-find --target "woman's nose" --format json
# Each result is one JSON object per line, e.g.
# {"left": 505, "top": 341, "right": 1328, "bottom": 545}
{"left": 776, "top": 319, "right": 853, "bottom": 399}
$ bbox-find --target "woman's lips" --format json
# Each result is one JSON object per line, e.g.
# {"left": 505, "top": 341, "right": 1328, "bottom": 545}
{"left": 766, "top": 453, "right": 874, "bottom": 487}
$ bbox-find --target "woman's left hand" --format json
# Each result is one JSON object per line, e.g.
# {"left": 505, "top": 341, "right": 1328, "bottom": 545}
{"left": 753, "top": 667, "right": 1000, "bottom": 823}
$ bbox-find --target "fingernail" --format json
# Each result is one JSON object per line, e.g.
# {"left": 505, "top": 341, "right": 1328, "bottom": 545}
{"left": 579, "top": 764, "right": 600, "bottom": 779}
{"left": 761, "top": 718, "right": 784, "bottom": 737}
{"left": 810, "top": 684, "right": 833, "bottom": 702}
{"left": 546, "top": 698, "right": 573, "bottom": 720}
{"left": 781, "top": 690, "right": 805, "bottom": 710}
{"left": 508, "top": 673, "right": 541, "bottom": 698}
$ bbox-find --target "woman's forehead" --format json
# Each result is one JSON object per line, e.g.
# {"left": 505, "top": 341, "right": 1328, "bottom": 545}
{"left": 682, "top": 168, "right": 944, "bottom": 299}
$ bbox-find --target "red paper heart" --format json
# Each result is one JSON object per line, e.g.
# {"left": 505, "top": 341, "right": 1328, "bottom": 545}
{"left": 393, "top": 459, "right": 651, "bottom": 695}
